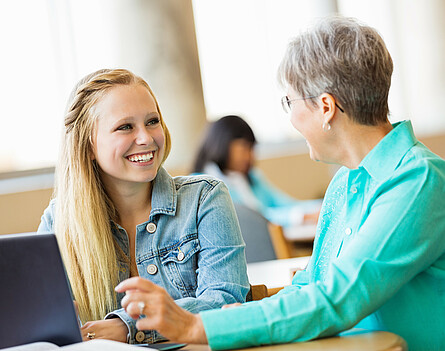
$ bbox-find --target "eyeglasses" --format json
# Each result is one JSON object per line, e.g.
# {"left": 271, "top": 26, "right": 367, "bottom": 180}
{"left": 281, "top": 95, "right": 316, "bottom": 114}
{"left": 280, "top": 95, "right": 345, "bottom": 114}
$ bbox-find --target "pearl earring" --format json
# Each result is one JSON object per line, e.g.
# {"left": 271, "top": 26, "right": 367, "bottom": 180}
{"left": 322, "top": 122, "right": 331, "bottom": 132}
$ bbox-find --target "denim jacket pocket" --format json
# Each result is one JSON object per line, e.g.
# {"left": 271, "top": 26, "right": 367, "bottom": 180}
{"left": 160, "top": 235, "right": 200, "bottom": 296}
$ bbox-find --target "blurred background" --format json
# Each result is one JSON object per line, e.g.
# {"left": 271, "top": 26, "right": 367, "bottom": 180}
{"left": 1, "top": 0, "right": 444, "bottom": 234}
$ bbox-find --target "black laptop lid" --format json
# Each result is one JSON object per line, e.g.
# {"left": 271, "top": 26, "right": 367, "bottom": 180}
{"left": 0, "top": 233, "right": 82, "bottom": 349}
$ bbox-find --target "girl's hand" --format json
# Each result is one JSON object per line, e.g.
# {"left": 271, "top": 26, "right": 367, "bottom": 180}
{"left": 81, "top": 318, "right": 128, "bottom": 342}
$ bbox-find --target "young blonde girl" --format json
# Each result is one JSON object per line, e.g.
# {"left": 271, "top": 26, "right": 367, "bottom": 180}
{"left": 38, "top": 69, "right": 249, "bottom": 344}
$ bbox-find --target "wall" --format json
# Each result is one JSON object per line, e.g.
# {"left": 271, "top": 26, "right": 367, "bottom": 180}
{"left": 0, "top": 188, "right": 53, "bottom": 235}
{"left": 257, "top": 153, "right": 332, "bottom": 200}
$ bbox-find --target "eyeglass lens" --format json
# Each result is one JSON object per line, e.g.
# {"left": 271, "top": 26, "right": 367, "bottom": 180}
{"left": 281, "top": 96, "right": 291, "bottom": 113}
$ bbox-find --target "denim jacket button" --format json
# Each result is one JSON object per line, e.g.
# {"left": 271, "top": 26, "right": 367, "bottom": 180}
{"left": 177, "top": 251, "right": 185, "bottom": 261}
{"left": 146, "top": 223, "right": 157, "bottom": 233}
{"left": 135, "top": 331, "right": 145, "bottom": 342}
{"left": 147, "top": 264, "right": 158, "bottom": 275}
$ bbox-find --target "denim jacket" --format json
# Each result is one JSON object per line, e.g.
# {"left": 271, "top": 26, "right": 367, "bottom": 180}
{"left": 38, "top": 167, "right": 249, "bottom": 344}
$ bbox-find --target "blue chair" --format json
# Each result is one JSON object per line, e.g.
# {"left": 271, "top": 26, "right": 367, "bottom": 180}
{"left": 234, "top": 203, "right": 292, "bottom": 263}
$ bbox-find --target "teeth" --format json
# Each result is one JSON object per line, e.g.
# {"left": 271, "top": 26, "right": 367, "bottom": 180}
{"left": 128, "top": 152, "right": 154, "bottom": 162}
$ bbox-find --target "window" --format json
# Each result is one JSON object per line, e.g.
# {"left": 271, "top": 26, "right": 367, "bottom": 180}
{"left": 1, "top": 0, "right": 62, "bottom": 173}
{"left": 192, "top": 0, "right": 321, "bottom": 144}
{"left": 193, "top": 0, "right": 445, "bottom": 146}
{"left": 2, "top": 0, "right": 445, "bottom": 174}
{"left": 0, "top": 0, "right": 135, "bottom": 173}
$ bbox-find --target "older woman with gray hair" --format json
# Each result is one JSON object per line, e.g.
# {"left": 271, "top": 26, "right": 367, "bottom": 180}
{"left": 116, "top": 16, "right": 445, "bottom": 350}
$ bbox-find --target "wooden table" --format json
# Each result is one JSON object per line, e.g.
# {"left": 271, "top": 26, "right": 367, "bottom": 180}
{"left": 182, "top": 329, "right": 407, "bottom": 350}
{"left": 247, "top": 256, "right": 310, "bottom": 289}
{"left": 2, "top": 330, "right": 406, "bottom": 350}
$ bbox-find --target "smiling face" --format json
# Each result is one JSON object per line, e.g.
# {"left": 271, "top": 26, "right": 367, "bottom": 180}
{"left": 91, "top": 84, "right": 165, "bottom": 191}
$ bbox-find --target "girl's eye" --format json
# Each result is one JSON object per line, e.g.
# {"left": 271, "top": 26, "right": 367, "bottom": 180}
{"left": 117, "top": 124, "right": 132, "bottom": 131}
{"left": 146, "top": 118, "right": 160, "bottom": 126}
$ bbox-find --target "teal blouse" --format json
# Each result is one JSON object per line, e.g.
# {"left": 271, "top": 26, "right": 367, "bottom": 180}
{"left": 200, "top": 121, "right": 445, "bottom": 351}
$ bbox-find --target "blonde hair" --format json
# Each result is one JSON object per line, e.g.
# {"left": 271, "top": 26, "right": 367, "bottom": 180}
{"left": 54, "top": 69, "right": 171, "bottom": 322}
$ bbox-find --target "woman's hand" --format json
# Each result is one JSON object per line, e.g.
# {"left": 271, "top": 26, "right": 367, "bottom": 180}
{"left": 81, "top": 318, "right": 128, "bottom": 342}
{"left": 222, "top": 302, "right": 242, "bottom": 309}
{"left": 116, "top": 277, "right": 208, "bottom": 344}
{"left": 303, "top": 209, "right": 321, "bottom": 224}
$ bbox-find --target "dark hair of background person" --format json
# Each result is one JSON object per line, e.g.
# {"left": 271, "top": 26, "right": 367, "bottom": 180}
{"left": 192, "top": 115, "right": 256, "bottom": 174}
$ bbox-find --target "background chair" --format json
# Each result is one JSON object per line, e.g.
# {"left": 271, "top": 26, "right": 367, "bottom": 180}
{"left": 234, "top": 203, "right": 292, "bottom": 263}
{"left": 246, "top": 284, "right": 284, "bottom": 301}
{"left": 267, "top": 222, "right": 293, "bottom": 259}
{"left": 245, "top": 284, "right": 268, "bottom": 301}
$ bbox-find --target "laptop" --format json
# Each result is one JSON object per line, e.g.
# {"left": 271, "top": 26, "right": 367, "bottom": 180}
{"left": 0, "top": 232, "right": 82, "bottom": 349}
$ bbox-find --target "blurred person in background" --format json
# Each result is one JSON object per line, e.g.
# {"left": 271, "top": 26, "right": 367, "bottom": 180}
{"left": 192, "top": 115, "right": 321, "bottom": 227}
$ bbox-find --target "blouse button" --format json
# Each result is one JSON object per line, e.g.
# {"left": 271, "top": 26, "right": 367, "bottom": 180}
{"left": 147, "top": 264, "right": 158, "bottom": 275}
{"left": 135, "top": 331, "right": 145, "bottom": 342}
{"left": 351, "top": 187, "right": 358, "bottom": 194}
{"left": 146, "top": 222, "right": 157, "bottom": 233}
{"left": 345, "top": 227, "right": 352, "bottom": 235}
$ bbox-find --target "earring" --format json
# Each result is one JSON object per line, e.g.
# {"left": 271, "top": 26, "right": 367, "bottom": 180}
{"left": 322, "top": 122, "right": 331, "bottom": 132}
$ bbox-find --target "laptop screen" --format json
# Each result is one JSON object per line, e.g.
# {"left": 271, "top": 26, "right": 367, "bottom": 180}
{"left": 0, "top": 233, "right": 82, "bottom": 349}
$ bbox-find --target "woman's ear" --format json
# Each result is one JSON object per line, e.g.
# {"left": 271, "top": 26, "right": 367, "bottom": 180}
{"left": 319, "top": 93, "right": 336, "bottom": 125}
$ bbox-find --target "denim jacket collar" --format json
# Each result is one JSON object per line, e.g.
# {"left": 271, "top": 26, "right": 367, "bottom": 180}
{"left": 150, "top": 167, "right": 177, "bottom": 216}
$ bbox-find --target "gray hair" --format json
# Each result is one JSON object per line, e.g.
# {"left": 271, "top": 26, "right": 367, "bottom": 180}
{"left": 278, "top": 16, "right": 393, "bottom": 125}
